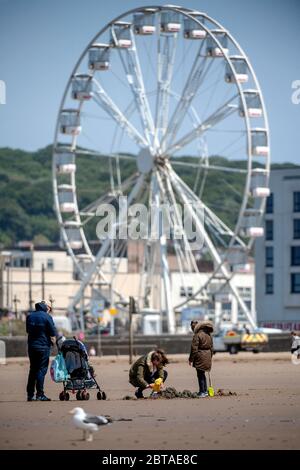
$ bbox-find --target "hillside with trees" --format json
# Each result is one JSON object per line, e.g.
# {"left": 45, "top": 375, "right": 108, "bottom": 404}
{"left": 0, "top": 146, "right": 298, "bottom": 247}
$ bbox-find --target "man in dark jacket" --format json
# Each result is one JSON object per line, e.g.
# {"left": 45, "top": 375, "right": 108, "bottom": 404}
{"left": 26, "top": 301, "right": 57, "bottom": 401}
{"left": 189, "top": 320, "right": 214, "bottom": 397}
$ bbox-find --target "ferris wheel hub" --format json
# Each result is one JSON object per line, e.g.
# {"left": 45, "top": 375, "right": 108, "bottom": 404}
{"left": 137, "top": 147, "right": 154, "bottom": 174}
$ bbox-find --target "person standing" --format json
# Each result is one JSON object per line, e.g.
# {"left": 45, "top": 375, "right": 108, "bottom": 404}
{"left": 26, "top": 301, "right": 57, "bottom": 401}
{"left": 129, "top": 349, "right": 169, "bottom": 399}
{"left": 189, "top": 320, "right": 214, "bottom": 398}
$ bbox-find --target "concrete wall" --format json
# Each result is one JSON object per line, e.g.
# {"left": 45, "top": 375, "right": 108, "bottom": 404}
{"left": 0, "top": 334, "right": 291, "bottom": 357}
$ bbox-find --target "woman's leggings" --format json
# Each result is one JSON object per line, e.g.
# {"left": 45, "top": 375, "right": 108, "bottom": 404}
{"left": 197, "top": 369, "right": 207, "bottom": 393}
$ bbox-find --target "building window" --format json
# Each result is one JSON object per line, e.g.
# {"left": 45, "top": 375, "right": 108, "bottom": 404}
{"left": 265, "top": 273, "right": 273, "bottom": 294}
{"left": 291, "top": 247, "right": 300, "bottom": 266}
{"left": 265, "top": 246, "right": 273, "bottom": 267}
{"left": 47, "top": 259, "right": 54, "bottom": 270}
{"left": 12, "top": 257, "right": 31, "bottom": 268}
{"left": 291, "top": 273, "right": 300, "bottom": 293}
{"left": 266, "top": 193, "right": 273, "bottom": 214}
{"left": 294, "top": 192, "right": 300, "bottom": 212}
{"left": 294, "top": 219, "right": 300, "bottom": 239}
{"left": 180, "top": 286, "right": 193, "bottom": 297}
{"left": 265, "top": 220, "right": 273, "bottom": 241}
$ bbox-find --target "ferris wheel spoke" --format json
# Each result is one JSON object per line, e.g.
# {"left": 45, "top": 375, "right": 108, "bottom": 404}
{"left": 152, "top": 171, "right": 176, "bottom": 333}
{"left": 154, "top": 31, "right": 178, "bottom": 152}
{"left": 204, "top": 206, "right": 246, "bottom": 248}
{"left": 77, "top": 148, "right": 137, "bottom": 163}
{"left": 140, "top": 178, "right": 157, "bottom": 309}
{"left": 156, "top": 169, "right": 192, "bottom": 272}
{"left": 169, "top": 166, "right": 246, "bottom": 248}
{"left": 161, "top": 170, "right": 200, "bottom": 274}
{"left": 117, "top": 31, "right": 155, "bottom": 147}
{"left": 140, "top": 174, "right": 160, "bottom": 308}
{"left": 161, "top": 43, "right": 213, "bottom": 149}
{"left": 79, "top": 194, "right": 116, "bottom": 222}
{"left": 171, "top": 159, "right": 248, "bottom": 174}
{"left": 193, "top": 158, "right": 208, "bottom": 198}
{"left": 169, "top": 167, "right": 222, "bottom": 261}
{"left": 163, "top": 94, "right": 239, "bottom": 157}
{"left": 79, "top": 173, "right": 139, "bottom": 224}
{"left": 92, "top": 79, "right": 148, "bottom": 148}
{"left": 109, "top": 238, "right": 128, "bottom": 288}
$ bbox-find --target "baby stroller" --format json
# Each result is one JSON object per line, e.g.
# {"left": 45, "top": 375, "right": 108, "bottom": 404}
{"left": 58, "top": 337, "right": 106, "bottom": 401}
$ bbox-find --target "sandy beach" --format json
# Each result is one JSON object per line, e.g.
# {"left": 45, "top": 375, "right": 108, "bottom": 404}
{"left": 0, "top": 352, "right": 299, "bottom": 450}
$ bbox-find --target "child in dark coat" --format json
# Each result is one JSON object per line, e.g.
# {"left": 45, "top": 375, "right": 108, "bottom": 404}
{"left": 189, "top": 320, "right": 214, "bottom": 397}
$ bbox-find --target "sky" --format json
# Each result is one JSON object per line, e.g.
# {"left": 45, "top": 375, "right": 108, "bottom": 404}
{"left": 0, "top": 0, "right": 299, "bottom": 164}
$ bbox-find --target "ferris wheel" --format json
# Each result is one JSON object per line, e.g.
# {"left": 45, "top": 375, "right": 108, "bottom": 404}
{"left": 52, "top": 5, "right": 270, "bottom": 332}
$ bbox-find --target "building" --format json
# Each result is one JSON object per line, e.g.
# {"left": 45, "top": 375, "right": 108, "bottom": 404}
{"left": 255, "top": 167, "right": 300, "bottom": 330}
{"left": 0, "top": 242, "right": 255, "bottom": 329}
{"left": 0, "top": 243, "right": 127, "bottom": 314}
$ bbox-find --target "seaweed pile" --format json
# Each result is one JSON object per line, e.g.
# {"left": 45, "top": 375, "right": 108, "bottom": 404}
{"left": 160, "top": 387, "right": 199, "bottom": 399}
{"left": 160, "top": 387, "right": 237, "bottom": 398}
{"left": 123, "top": 387, "right": 237, "bottom": 400}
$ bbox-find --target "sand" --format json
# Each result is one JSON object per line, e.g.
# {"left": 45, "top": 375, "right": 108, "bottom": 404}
{"left": 0, "top": 352, "right": 299, "bottom": 450}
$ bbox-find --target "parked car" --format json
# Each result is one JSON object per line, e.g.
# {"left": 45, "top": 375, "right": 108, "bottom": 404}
{"left": 213, "top": 327, "right": 268, "bottom": 354}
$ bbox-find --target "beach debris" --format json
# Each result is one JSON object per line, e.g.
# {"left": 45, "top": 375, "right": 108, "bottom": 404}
{"left": 216, "top": 389, "right": 237, "bottom": 396}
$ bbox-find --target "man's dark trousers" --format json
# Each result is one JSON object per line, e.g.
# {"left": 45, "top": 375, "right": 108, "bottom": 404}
{"left": 27, "top": 348, "right": 50, "bottom": 398}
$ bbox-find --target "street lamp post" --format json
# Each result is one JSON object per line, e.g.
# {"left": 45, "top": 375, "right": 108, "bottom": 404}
{"left": 28, "top": 244, "right": 34, "bottom": 311}
{"left": 2, "top": 251, "right": 12, "bottom": 310}
{"left": 41, "top": 263, "right": 45, "bottom": 300}
{"left": 13, "top": 294, "right": 20, "bottom": 319}
{"left": 6, "top": 260, "right": 10, "bottom": 309}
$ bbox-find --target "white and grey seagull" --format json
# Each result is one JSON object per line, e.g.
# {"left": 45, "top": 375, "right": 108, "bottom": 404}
{"left": 69, "top": 407, "right": 111, "bottom": 442}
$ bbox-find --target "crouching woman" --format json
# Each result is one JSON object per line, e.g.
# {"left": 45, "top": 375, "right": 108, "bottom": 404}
{"left": 129, "top": 350, "right": 168, "bottom": 399}
{"left": 189, "top": 320, "right": 214, "bottom": 397}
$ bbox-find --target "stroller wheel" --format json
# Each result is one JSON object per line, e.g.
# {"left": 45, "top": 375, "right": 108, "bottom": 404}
{"left": 81, "top": 391, "right": 89, "bottom": 401}
{"left": 101, "top": 391, "right": 107, "bottom": 400}
{"left": 97, "top": 391, "right": 102, "bottom": 400}
{"left": 65, "top": 392, "right": 70, "bottom": 401}
{"left": 76, "top": 391, "right": 82, "bottom": 401}
{"left": 59, "top": 391, "right": 65, "bottom": 401}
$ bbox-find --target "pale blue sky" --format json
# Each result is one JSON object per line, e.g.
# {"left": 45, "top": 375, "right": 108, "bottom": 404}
{"left": 0, "top": 0, "right": 299, "bottom": 163}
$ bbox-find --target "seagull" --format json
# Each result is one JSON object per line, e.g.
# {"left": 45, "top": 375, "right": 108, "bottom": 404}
{"left": 69, "top": 407, "right": 111, "bottom": 442}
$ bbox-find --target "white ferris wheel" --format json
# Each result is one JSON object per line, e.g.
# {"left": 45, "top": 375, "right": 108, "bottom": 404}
{"left": 52, "top": 5, "right": 270, "bottom": 333}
